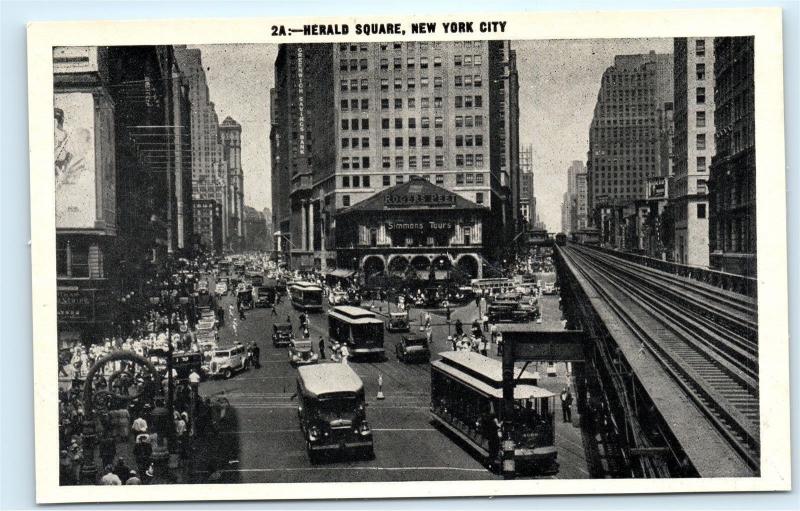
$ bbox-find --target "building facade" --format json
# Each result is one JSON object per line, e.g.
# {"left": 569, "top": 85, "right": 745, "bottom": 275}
{"left": 192, "top": 199, "right": 223, "bottom": 254}
{"left": 54, "top": 46, "right": 118, "bottom": 345}
{"left": 174, "top": 46, "right": 230, "bottom": 250}
{"left": 272, "top": 41, "right": 520, "bottom": 273}
{"left": 587, "top": 51, "right": 674, "bottom": 244}
{"left": 670, "top": 37, "right": 715, "bottom": 267}
{"left": 708, "top": 37, "right": 756, "bottom": 277}
{"left": 575, "top": 171, "right": 589, "bottom": 230}
{"left": 220, "top": 116, "right": 245, "bottom": 250}
{"left": 519, "top": 144, "right": 535, "bottom": 228}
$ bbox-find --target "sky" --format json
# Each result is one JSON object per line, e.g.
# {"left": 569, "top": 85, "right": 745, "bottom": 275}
{"left": 192, "top": 39, "right": 674, "bottom": 229}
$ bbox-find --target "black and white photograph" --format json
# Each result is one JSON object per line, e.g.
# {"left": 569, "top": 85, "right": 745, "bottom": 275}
{"left": 26, "top": 9, "right": 789, "bottom": 503}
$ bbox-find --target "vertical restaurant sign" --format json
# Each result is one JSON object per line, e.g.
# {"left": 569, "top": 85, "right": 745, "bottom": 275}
{"left": 54, "top": 92, "right": 97, "bottom": 228}
{"left": 296, "top": 46, "right": 305, "bottom": 156}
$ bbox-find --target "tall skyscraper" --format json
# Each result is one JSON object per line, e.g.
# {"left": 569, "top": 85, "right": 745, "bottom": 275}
{"left": 272, "top": 41, "right": 520, "bottom": 271}
{"left": 519, "top": 144, "right": 535, "bottom": 227}
{"left": 708, "top": 37, "right": 755, "bottom": 277}
{"left": 575, "top": 171, "right": 589, "bottom": 230}
{"left": 220, "top": 116, "right": 244, "bottom": 247}
{"left": 565, "top": 160, "right": 585, "bottom": 233}
{"left": 670, "top": 37, "right": 715, "bottom": 267}
{"left": 587, "top": 51, "right": 674, "bottom": 227}
{"left": 174, "top": 46, "right": 229, "bottom": 252}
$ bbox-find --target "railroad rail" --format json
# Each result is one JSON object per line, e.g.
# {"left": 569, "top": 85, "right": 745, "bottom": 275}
{"left": 560, "top": 244, "right": 760, "bottom": 473}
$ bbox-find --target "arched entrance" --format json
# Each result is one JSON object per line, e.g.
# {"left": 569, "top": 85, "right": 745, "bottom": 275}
{"left": 410, "top": 255, "right": 431, "bottom": 271}
{"left": 388, "top": 256, "right": 409, "bottom": 274}
{"left": 456, "top": 255, "right": 480, "bottom": 279}
{"left": 431, "top": 255, "right": 452, "bottom": 271}
{"left": 362, "top": 256, "right": 385, "bottom": 276}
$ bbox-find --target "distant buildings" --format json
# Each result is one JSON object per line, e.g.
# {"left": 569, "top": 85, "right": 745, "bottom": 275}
{"left": 242, "top": 206, "right": 270, "bottom": 251}
{"left": 271, "top": 41, "right": 521, "bottom": 276}
{"left": 708, "top": 37, "right": 756, "bottom": 277}
{"left": 220, "top": 116, "right": 245, "bottom": 250}
{"left": 518, "top": 145, "right": 535, "bottom": 229}
{"left": 587, "top": 51, "right": 674, "bottom": 249}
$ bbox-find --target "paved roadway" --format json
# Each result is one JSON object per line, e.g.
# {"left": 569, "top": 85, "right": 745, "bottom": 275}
{"left": 192, "top": 279, "right": 589, "bottom": 483}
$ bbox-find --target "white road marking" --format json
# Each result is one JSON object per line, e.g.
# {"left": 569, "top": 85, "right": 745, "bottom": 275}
{"left": 200, "top": 466, "right": 488, "bottom": 474}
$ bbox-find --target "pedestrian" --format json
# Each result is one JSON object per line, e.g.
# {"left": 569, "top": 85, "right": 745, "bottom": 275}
{"left": 482, "top": 313, "right": 490, "bottom": 332}
{"left": 560, "top": 386, "right": 573, "bottom": 423}
{"left": 251, "top": 342, "right": 261, "bottom": 368}
{"left": 100, "top": 464, "right": 122, "bottom": 485}
{"left": 133, "top": 433, "right": 152, "bottom": 479}
{"left": 113, "top": 456, "right": 131, "bottom": 482}
{"left": 340, "top": 344, "right": 349, "bottom": 365}
{"left": 318, "top": 336, "right": 326, "bottom": 359}
{"left": 455, "top": 318, "right": 463, "bottom": 336}
{"left": 98, "top": 433, "right": 116, "bottom": 470}
{"left": 480, "top": 336, "right": 489, "bottom": 357}
{"left": 271, "top": 306, "right": 277, "bottom": 317}
{"left": 286, "top": 315, "right": 292, "bottom": 325}
{"left": 125, "top": 470, "right": 142, "bottom": 485}
{"left": 238, "top": 302, "right": 246, "bottom": 320}
{"left": 426, "top": 326, "right": 433, "bottom": 345}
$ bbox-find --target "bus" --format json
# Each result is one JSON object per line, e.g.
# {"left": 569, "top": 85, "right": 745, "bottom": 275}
{"left": 327, "top": 305, "right": 385, "bottom": 358}
{"left": 430, "top": 351, "right": 558, "bottom": 474}
{"left": 289, "top": 281, "right": 324, "bottom": 312}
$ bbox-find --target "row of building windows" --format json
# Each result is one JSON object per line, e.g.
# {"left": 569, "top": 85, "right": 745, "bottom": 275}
{"left": 340, "top": 98, "right": 370, "bottom": 110}
{"left": 381, "top": 154, "right": 444, "bottom": 168}
{"left": 378, "top": 56, "right": 442, "bottom": 70}
{"left": 340, "top": 79, "right": 369, "bottom": 91}
{"left": 453, "top": 75, "right": 483, "bottom": 87}
{"left": 455, "top": 115, "right": 484, "bottom": 127}
{"left": 455, "top": 154, "right": 485, "bottom": 167}
{"left": 341, "top": 137, "right": 370, "bottom": 149}
{"left": 341, "top": 156, "right": 371, "bottom": 170}
{"left": 454, "top": 95, "right": 483, "bottom": 108}
{"left": 341, "top": 118, "right": 370, "bottom": 130}
{"left": 454, "top": 54, "right": 483, "bottom": 66}
{"left": 380, "top": 97, "right": 443, "bottom": 109}
{"left": 455, "top": 134, "right": 484, "bottom": 147}
{"left": 380, "top": 76, "right": 444, "bottom": 90}
{"left": 377, "top": 134, "right": 444, "bottom": 146}
{"left": 340, "top": 41, "right": 469, "bottom": 53}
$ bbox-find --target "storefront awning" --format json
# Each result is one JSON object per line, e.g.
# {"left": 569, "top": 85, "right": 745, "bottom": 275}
{"left": 326, "top": 269, "right": 355, "bottom": 279}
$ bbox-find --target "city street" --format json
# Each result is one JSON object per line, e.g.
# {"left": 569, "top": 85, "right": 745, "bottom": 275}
{"left": 193, "top": 279, "right": 590, "bottom": 483}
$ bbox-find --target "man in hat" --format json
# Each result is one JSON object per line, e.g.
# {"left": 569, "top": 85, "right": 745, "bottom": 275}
{"left": 131, "top": 414, "right": 148, "bottom": 439}
{"left": 251, "top": 342, "right": 261, "bottom": 369}
{"left": 125, "top": 470, "right": 142, "bottom": 485}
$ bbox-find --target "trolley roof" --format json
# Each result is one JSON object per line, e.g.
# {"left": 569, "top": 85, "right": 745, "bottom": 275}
{"left": 289, "top": 281, "right": 322, "bottom": 290}
{"left": 433, "top": 351, "right": 554, "bottom": 400}
{"left": 297, "top": 363, "right": 364, "bottom": 398}
{"left": 329, "top": 305, "right": 383, "bottom": 324}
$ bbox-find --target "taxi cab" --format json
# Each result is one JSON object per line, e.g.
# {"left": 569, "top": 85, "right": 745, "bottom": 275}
{"left": 207, "top": 343, "right": 249, "bottom": 379}
{"left": 288, "top": 339, "right": 319, "bottom": 366}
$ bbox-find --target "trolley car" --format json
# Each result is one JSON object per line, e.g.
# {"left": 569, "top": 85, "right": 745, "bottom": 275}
{"left": 430, "top": 351, "right": 558, "bottom": 474}
{"left": 289, "top": 281, "right": 324, "bottom": 312}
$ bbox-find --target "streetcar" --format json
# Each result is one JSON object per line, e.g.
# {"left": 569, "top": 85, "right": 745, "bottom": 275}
{"left": 295, "top": 363, "right": 374, "bottom": 463}
{"left": 289, "top": 281, "right": 324, "bottom": 312}
{"left": 327, "top": 305, "right": 385, "bottom": 358}
{"left": 430, "top": 351, "right": 558, "bottom": 474}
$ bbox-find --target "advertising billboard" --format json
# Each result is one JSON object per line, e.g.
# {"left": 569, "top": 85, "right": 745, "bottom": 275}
{"left": 54, "top": 92, "right": 96, "bottom": 228}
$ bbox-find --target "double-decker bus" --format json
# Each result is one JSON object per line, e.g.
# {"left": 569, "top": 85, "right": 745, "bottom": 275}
{"left": 327, "top": 305, "right": 385, "bottom": 358}
{"left": 470, "top": 278, "right": 516, "bottom": 295}
{"left": 430, "top": 351, "right": 558, "bottom": 474}
{"left": 289, "top": 281, "right": 324, "bottom": 312}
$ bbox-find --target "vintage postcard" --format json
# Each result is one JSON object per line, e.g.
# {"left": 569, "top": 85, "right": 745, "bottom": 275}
{"left": 27, "top": 8, "right": 789, "bottom": 504}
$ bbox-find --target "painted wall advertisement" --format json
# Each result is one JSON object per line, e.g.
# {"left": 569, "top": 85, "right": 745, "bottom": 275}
{"left": 54, "top": 92, "right": 97, "bottom": 228}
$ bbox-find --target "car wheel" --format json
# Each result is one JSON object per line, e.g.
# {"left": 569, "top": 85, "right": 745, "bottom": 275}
{"left": 365, "top": 446, "right": 375, "bottom": 460}
{"left": 223, "top": 368, "right": 232, "bottom": 380}
{"left": 306, "top": 442, "right": 318, "bottom": 464}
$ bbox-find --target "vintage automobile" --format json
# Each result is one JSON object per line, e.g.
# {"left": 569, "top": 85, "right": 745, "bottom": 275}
{"left": 542, "top": 283, "right": 557, "bottom": 295}
{"left": 249, "top": 273, "right": 265, "bottom": 288}
{"left": 385, "top": 311, "right": 411, "bottom": 333}
{"left": 395, "top": 334, "right": 431, "bottom": 363}
{"left": 288, "top": 339, "right": 319, "bottom": 366}
{"left": 237, "top": 287, "right": 254, "bottom": 309}
{"left": 275, "top": 278, "right": 288, "bottom": 293}
{"left": 296, "top": 363, "right": 374, "bottom": 463}
{"left": 207, "top": 343, "right": 249, "bottom": 379}
{"left": 252, "top": 286, "right": 275, "bottom": 308}
{"left": 172, "top": 351, "right": 204, "bottom": 379}
{"left": 272, "top": 323, "right": 294, "bottom": 348}
{"left": 488, "top": 301, "right": 530, "bottom": 323}
{"left": 328, "top": 290, "right": 349, "bottom": 306}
